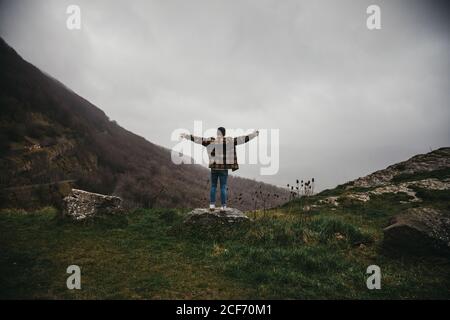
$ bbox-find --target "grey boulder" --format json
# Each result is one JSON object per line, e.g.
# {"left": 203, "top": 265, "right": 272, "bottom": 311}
{"left": 184, "top": 207, "right": 250, "bottom": 226}
{"left": 383, "top": 207, "right": 450, "bottom": 256}
{"left": 62, "top": 189, "right": 123, "bottom": 220}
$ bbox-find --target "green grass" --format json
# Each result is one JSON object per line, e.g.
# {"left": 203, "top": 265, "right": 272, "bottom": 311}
{"left": 391, "top": 168, "right": 450, "bottom": 183}
{"left": 0, "top": 207, "right": 252, "bottom": 299}
{"left": 1, "top": 199, "right": 449, "bottom": 299}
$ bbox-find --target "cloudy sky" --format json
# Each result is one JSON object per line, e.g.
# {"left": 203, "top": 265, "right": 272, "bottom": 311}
{"left": 1, "top": 0, "right": 449, "bottom": 190}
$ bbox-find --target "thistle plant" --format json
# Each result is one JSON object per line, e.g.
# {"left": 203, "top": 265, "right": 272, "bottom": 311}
{"left": 285, "top": 177, "right": 317, "bottom": 212}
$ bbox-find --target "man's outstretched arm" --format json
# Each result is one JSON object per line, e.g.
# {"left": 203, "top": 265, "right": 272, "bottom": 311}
{"left": 180, "top": 133, "right": 210, "bottom": 146}
{"left": 234, "top": 130, "right": 259, "bottom": 145}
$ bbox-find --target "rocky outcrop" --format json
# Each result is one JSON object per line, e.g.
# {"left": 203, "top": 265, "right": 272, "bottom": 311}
{"left": 315, "top": 148, "right": 450, "bottom": 208}
{"left": 62, "top": 189, "right": 123, "bottom": 220}
{"left": 184, "top": 208, "right": 250, "bottom": 226}
{"left": 352, "top": 147, "right": 450, "bottom": 188}
{"left": 318, "top": 196, "right": 340, "bottom": 206}
{"left": 341, "top": 178, "right": 450, "bottom": 204}
{"left": 383, "top": 208, "right": 450, "bottom": 256}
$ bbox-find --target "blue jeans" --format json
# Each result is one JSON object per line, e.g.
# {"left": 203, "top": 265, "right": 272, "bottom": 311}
{"left": 210, "top": 170, "right": 228, "bottom": 206}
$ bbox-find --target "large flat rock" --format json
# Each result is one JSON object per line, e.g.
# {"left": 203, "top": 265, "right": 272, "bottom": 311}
{"left": 184, "top": 208, "right": 250, "bottom": 226}
{"left": 62, "top": 189, "right": 123, "bottom": 220}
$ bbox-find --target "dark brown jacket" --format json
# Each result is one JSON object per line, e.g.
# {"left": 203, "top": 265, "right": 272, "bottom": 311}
{"left": 189, "top": 132, "right": 258, "bottom": 171}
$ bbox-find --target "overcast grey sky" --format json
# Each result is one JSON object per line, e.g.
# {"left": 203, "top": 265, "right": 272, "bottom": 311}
{"left": 1, "top": 0, "right": 449, "bottom": 190}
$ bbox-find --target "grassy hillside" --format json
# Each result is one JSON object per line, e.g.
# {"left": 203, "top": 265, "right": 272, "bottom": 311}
{"left": 1, "top": 192, "right": 449, "bottom": 299}
{"left": 1, "top": 120, "right": 449, "bottom": 299}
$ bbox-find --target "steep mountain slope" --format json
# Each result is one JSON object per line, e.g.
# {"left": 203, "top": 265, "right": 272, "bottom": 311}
{"left": 0, "top": 37, "right": 287, "bottom": 209}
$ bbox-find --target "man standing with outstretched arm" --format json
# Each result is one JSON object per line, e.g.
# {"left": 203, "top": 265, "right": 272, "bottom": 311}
{"left": 181, "top": 127, "right": 259, "bottom": 212}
